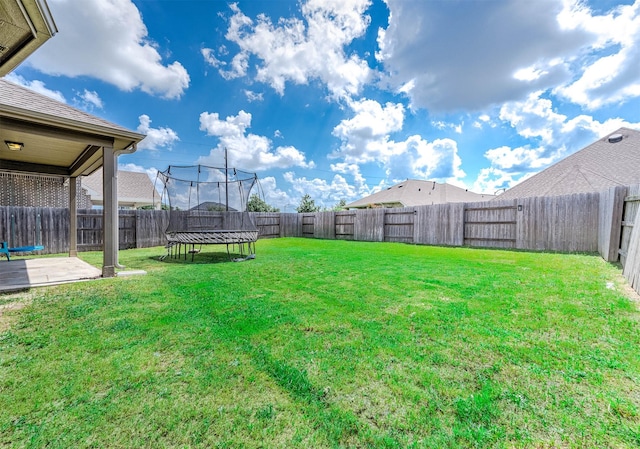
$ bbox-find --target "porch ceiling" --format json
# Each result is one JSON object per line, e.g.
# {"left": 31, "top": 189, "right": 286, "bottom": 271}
{"left": 0, "top": 119, "right": 107, "bottom": 177}
{"left": 0, "top": 79, "right": 145, "bottom": 177}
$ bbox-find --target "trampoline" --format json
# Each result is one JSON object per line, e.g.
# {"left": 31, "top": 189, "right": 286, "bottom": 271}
{"left": 157, "top": 162, "right": 259, "bottom": 261}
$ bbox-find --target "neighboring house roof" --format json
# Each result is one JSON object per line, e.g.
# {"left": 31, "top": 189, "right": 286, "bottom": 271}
{"left": 345, "top": 179, "right": 495, "bottom": 209}
{"left": 498, "top": 127, "right": 640, "bottom": 200}
{"left": 0, "top": 0, "right": 57, "bottom": 76}
{"left": 82, "top": 168, "right": 159, "bottom": 208}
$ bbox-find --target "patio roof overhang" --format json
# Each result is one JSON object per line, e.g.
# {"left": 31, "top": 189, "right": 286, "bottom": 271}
{"left": 0, "top": 79, "right": 146, "bottom": 278}
{"left": 0, "top": 106, "right": 144, "bottom": 177}
{"left": 0, "top": 0, "right": 58, "bottom": 76}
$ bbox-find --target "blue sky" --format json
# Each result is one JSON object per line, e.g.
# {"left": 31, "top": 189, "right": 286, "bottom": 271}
{"left": 5, "top": 0, "right": 640, "bottom": 210}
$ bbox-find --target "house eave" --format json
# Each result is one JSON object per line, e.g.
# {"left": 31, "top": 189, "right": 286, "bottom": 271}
{"left": 0, "top": 0, "right": 58, "bottom": 76}
{"left": 0, "top": 103, "right": 146, "bottom": 149}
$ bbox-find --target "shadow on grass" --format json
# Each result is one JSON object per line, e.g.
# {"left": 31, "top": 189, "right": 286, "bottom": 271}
{"left": 151, "top": 251, "right": 255, "bottom": 265}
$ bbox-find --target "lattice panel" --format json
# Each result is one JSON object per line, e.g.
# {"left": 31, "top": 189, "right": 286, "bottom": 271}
{"left": 0, "top": 172, "right": 92, "bottom": 208}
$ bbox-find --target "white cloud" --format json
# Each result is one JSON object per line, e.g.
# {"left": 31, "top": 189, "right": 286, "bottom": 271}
{"left": 220, "top": 0, "right": 372, "bottom": 99}
{"left": 472, "top": 167, "right": 534, "bottom": 196}
{"left": 377, "top": 0, "right": 593, "bottom": 111}
{"left": 484, "top": 145, "right": 555, "bottom": 172}
{"left": 202, "top": 47, "right": 224, "bottom": 68}
{"left": 497, "top": 91, "right": 640, "bottom": 167}
{"left": 473, "top": 91, "right": 640, "bottom": 190}
{"left": 432, "top": 120, "right": 463, "bottom": 134}
{"left": 555, "top": 0, "right": 640, "bottom": 109}
{"left": 473, "top": 114, "right": 495, "bottom": 129}
{"left": 4, "top": 73, "right": 66, "bottom": 102}
{"left": 244, "top": 90, "right": 264, "bottom": 102}
{"left": 385, "top": 137, "right": 465, "bottom": 183}
{"left": 331, "top": 98, "right": 404, "bottom": 163}
{"left": 73, "top": 89, "right": 103, "bottom": 111}
{"left": 256, "top": 176, "right": 293, "bottom": 210}
{"left": 330, "top": 162, "right": 369, "bottom": 195}
{"left": 221, "top": 52, "right": 249, "bottom": 80}
{"left": 283, "top": 171, "right": 359, "bottom": 207}
{"left": 198, "top": 110, "right": 314, "bottom": 170}
{"left": 136, "top": 115, "right": 180, "bottom": 151}
{"left": 27, "top": 0, "right": 190, "bottom": 99}
{"left": 329, "top": 98, "right": 465, "bottom": 184}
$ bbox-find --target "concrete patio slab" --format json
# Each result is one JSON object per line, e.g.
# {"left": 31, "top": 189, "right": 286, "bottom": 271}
{"left": 0, "top": 257, "right": 102, "bottom": 293}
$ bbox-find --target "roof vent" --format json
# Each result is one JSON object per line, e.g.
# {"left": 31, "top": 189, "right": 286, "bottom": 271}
{"left": 608, "top": 133, "right": 623, "bottom": 143}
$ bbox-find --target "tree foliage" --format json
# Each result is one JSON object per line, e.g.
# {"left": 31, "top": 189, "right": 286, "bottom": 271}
{"left": 296, "top": 194, "right": 320, "bottom": 213}
{"left": 247, "top": 194, "right": 280, "bottom": 212}
{"left": 333, "top": 199, "right": 347, "bottom": 211}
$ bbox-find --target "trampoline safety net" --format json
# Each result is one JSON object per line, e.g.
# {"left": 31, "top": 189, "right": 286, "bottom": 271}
{"left": 157, "top": 164, "right": 260, "bottom": 260}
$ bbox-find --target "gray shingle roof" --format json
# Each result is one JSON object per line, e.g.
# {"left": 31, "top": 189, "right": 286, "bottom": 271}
{"left": 82, "top": 168, "right": 158, "bottom": 205}
{"left": 498, "top": 127, "right": 640, "bottom": 200}
{"left": 0, "top": 78, "right": 137, "bottom": 136}
{"left": 346, "top": 179, "right": 495, "bottom": 209}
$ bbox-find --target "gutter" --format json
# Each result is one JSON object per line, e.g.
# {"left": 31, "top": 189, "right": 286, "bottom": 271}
{"left": 35, "top": 0, "right": 59, "bottom": 36}
{"left": 115, "top": 142, "right": 138, "bottom": 156}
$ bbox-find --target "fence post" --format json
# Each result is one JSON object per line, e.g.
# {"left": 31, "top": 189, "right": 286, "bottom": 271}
{"left": 598, "top": 186, "right": 627, "bottom": 262}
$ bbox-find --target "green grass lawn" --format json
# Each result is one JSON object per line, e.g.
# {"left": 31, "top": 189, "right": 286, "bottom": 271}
{"left": 1, "top": 238, "right": 639, "bottom": 448}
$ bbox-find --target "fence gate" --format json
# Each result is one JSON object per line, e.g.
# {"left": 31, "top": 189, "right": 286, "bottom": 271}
{"left": 302, "top": 214, "right": 315, "bottom": 237}
{"left": 78, "top": 211, "right": 103, "bottom": 251}
{"left": 77, "top": 210, "right": 137, "bottom": 251}
{"left": 255, "top": 213, "right": 281, "bottom": 239}
{"left": 464, "top": 204, "right": 517, "bottom": 248}
{"left": 119, "top": 212, "right": 136, "bottom": 249}
{"left": 384, "top": 209, "right": 414, "bottom": 243}
{"left": 335, "top": 212, "right": 355, "bottom": 240}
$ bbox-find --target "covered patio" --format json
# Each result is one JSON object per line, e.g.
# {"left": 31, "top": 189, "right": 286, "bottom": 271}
{"left": 1, "top": 0, "right": 146, "bottom": 288}
{"left": 0, "top": 79, "right": 146, "bottom": 279}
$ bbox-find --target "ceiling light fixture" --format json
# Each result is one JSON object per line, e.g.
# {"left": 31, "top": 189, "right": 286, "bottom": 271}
{"left": 4, "top": 141, "right": 24, "bottom": 151}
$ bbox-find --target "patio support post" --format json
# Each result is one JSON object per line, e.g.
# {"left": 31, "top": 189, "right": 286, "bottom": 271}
{"left": 69, "top": 176, "right": 78, "bottom": 257}
{"left": 102, "top": 145, "right": 117, "bottom": 277}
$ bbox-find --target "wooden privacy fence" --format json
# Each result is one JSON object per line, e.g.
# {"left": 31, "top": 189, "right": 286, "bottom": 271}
{"left": 0, "top": 206, "right": 69, "bottom": 254}
{"left": 3, "top": 185, "right": 640, "bottom": 295}
{"left": 264, "top": 194, "right": 601, "bottom": 253}
{"left": 0, "top": 208, "right": 169, "bottom": 253}
{"left": 74, "top": 210, "right": 169, "bottom": 251}
{"left": 0, "top": 193, "right": 612, "bottom": 254}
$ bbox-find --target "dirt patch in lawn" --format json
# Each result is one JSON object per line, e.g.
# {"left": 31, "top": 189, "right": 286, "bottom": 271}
{"left": 0, "top": 292, "right": 35, "bottom": 332}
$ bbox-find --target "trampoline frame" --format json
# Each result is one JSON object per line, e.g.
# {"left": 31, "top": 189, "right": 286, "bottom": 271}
{"left": 162, "top": 229, "right": 258, "bottom": 261}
